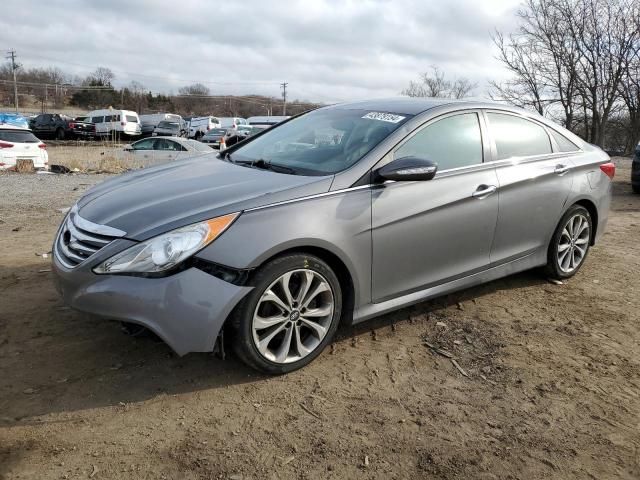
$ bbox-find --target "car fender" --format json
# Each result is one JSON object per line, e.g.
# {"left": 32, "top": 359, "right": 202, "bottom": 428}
{"left": 195, "top": 187, "right": 373, "bottom": 308}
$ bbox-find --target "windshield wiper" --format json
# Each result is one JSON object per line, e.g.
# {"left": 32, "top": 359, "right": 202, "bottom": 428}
{"left": 232, "top": 158, "right": 297, "bottom": 174}
{"left": 253, "top": 159, "right": 297, "bottom": 174}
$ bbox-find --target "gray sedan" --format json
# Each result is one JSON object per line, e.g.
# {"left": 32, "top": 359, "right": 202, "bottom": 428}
{"left": 52, "top": 99, "right": 614, "bottom": 374}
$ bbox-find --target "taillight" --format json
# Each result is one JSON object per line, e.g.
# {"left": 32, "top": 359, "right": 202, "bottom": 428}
{"left": 69, "top": 122, "right": 76, "bottom": 128}
{"left": 207, "top": 126, "right": 210, "bottom": 130}
{"left": 121, "top": 122, "right": 126, "bottom": 126}
{"left": 0, "top": 141, "right": 13, "bottom": 148}
{"left": 600, "top": 162, "right": 615, "bottom": 179}
{"left": 39, "top": 143, "right": 46, "bottom": 150}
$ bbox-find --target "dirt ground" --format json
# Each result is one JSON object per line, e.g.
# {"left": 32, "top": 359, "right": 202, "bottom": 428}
{"left": 0, "top": 158, "right": 638, "bottom": 479}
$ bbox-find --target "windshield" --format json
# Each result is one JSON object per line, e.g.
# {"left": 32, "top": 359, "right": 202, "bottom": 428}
{"left": 230, "top": 108, "right": 411, "bottom": 175}
{"left": 206, "top": 128, "right": 227, "bottom": 136}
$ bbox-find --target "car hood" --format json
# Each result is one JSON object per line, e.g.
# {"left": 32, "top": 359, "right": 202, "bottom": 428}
{"left": 77, "top": 154, "right": 333, "bottom": 240}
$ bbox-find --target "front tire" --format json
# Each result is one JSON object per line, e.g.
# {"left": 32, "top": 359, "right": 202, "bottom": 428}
{"left": 231, "top": 254, "right": 342, "bottom": 374}
{"left": 545, "top": 205, "right": 592, "bottom": 280}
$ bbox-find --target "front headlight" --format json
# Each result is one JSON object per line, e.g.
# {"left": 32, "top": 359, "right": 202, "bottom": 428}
{"left": 93, "top": 213, "right": 239, "bottom": 274}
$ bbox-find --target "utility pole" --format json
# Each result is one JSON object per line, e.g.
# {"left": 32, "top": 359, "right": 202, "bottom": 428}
{"left": 6, "top": 49, "right": 19, "bottom": 113}
{"left": 281, "top": 82, "right": 288, "bottom": 115}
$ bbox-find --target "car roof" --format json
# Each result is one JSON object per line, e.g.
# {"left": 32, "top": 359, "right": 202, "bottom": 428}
{"left": 327, "top": 97, "right": 533, "bottom": 116}
{"left": 327, "top": 97, "right": 460, "bottom": 115}
{"left": 0, "top": 124, "right": 30, "bottom": 130}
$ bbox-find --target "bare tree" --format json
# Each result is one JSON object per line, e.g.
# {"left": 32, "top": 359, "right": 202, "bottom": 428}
{"left": 619, "top": 8, "right": 640, "bottom": 153}
{"left": 492, "top": 0, "right": 640, "bottom": 147}
{"left": 85, "top": 67, "right": 115, "bottom": 87}
{"left": 176, "top": 83, "right": 211, "bottom": 115}
{"left": 402, "top": 66, "right": 477, "bottom": 99}
{"left": 178, "top": 83, "right": 210, "bottom": 96}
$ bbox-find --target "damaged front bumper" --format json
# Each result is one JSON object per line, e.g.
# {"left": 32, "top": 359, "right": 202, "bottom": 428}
{"left": 52, "top": 239, "right": 252, "bottom": 356}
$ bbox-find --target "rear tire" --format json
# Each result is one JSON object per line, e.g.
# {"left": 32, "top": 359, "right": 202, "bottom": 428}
{"left": 231, "top": 254, "right": 342, "bottom": 374}
{"left": 545, "top": 205, "right": 592, "bottom": 280}
{"left": 55, "top": 128, "right": 65, "bottom": 140}
{"left": 633, "top": 184, "right": 640, "bottom": 194}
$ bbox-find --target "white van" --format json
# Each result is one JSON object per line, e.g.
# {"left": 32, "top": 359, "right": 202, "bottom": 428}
{"left": 188, "top": 116, "right": 220, "bottom": 139}
{"left": 139, "top": 113, "right": 183, "bottom": 136}
{"left": 86, "top": 109, "right": 142, "bottom": 138}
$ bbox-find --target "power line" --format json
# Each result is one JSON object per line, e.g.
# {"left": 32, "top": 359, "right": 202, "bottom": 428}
{"left": 6, "top": 49, "right": 19, "bottom": 112}
{"left": 0, "top": 79, "right": 112, "bottom": 90}
{"left": 281, "top": 82, "right": 288, "bottom": 115}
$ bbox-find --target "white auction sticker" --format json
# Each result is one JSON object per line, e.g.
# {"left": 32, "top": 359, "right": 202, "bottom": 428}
{"left": 362, "top": 112, "right": 406, "bottom": 123}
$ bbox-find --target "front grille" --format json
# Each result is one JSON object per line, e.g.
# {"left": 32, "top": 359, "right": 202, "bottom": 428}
{"left": 55, "top": 206, "right": 126, "bottom": 268}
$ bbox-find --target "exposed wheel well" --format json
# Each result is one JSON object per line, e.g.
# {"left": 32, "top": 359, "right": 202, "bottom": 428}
{"left": 573, "top": 199, "right": 598, "bottom": 245}
{"left": 256, "top": 247, "right": 356, "bottom": 326}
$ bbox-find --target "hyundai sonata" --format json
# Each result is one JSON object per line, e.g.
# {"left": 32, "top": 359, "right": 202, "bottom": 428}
{"left": 52, "top": 99, "right": 614, "bottom": 374}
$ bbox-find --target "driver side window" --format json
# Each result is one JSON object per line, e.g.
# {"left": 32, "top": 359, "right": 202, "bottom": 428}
{"left": 395, "top": 113, "right": 483, "bottom": 171}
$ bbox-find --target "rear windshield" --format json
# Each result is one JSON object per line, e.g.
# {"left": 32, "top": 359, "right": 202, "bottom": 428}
{"left": 207, "top": 128, "right": 227, "bottom": 135}
{"left": 0, "top": 129, "right": 40, "bottom": 143}
{"left": 126, "top": 115, "right": 138, "bottom": 123}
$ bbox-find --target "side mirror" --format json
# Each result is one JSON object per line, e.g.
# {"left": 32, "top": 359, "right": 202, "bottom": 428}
{"left": 123, "top": 144, "right": 133, "bottom": 151}
{"left": 377, "top": 156, "right": 438, "bottom": 182}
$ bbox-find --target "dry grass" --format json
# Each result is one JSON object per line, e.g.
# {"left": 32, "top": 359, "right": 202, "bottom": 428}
{"left": 46, "top": 141, "right": 136, "bottom": 173}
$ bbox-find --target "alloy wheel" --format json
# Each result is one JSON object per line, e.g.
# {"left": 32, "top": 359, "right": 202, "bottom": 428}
{"left": 251, "top": 269, "right": 334, "bottom": 364}
{"left": 557, "top": 213, "right": 590, "bottom": 273}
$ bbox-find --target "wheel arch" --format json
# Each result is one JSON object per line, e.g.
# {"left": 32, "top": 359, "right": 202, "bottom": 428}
{"left": 248, "top": 245, "right": 357, "bottom": 327}
{"left": 571, "top": 198, "right": 599, "bottom": 245}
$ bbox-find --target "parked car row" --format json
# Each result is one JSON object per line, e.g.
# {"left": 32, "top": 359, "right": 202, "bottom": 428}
{"left": 18, "top": 111, "right": 291, "bottom": 142}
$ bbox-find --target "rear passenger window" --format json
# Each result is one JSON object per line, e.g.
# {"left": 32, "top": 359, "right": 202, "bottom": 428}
{"left": 487, "top": 113, "right": 552, "bottom": 159}
{"left": 395, "top": 113, "right": 483, "bottom": 170}
{"left": 549, "top": 129, "right": 579, "bottom": 152}
{"left": 91, "top": 116, "right": 104, "bottom": 123}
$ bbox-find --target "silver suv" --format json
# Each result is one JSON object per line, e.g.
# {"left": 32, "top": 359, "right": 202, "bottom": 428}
{"left": 52, "top": 99, "right": 614, "bottom": 374}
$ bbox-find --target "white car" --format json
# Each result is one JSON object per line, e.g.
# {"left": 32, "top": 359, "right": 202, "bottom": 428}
{"left": 0, "top": 125, "right": 48, "bottom": 170}
{"left": 87, "top": 109, "right": 142, "bottom": 138}
{"left": 121, "top": 136, "right": 213, "bottom": 167}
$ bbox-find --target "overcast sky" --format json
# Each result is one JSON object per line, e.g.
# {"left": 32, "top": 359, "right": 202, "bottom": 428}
{"left": 1, "top": 0, "right": 522, "bottom": 103}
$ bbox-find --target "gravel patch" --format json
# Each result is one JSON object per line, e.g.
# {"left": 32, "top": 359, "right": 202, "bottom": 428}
{"left": 0, "top": 172, "right": 114, "bottom": 224}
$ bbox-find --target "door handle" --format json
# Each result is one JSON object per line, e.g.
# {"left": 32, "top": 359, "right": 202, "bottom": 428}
{"left": 554, "top": 164, "right": 570, "bottom": 175}
{"left": 472, "top": 185, "right": 497, "bottom": 199}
